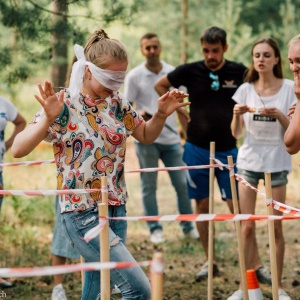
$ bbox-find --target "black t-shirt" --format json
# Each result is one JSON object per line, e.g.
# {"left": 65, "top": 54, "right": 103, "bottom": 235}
{"left": 167, "top": 60, "right": 247, "bottom": 151}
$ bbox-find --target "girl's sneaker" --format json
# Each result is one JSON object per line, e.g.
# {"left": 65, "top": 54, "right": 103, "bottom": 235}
{"left": 51, "top": 283, "right": 67, "bottom": 300}
{"left": 227, "top": 290, "right": 244, "bottom": 300}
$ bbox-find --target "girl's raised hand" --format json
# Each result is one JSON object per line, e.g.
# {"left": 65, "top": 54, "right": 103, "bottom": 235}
{"left": 34, "top": 81, "right": 65, "bottom": 123}
{"left": 157, "top": 89, "right": 190, "bottom": 118}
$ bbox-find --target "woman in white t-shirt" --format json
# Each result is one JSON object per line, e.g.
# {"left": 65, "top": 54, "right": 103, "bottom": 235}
{"left": 0, "top": 96, "right": 26, "bottom": 289}
{"left": 228, "top": 37, "right": 296, "bottom": 300}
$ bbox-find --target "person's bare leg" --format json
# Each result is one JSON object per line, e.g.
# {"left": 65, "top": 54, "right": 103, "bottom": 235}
{"left": 195, "top": 197, "right": 216, "bottom": 261}
{"left": 226, "top": 198, "right": 234, "bottom": 213}
{"left": 251, "top": 238, "right": 261, "bottom": 270}
{"left": 238, "top": 182, "right": 259, "bottom": 289}
{"left": 52, "top": 254, "right": 67, "bottom": 286}
{"left": 228, "top": 191, "right": 261, "bottom": 271}
{"left": 272, "top": 184, "right": 286, "bottom": 289}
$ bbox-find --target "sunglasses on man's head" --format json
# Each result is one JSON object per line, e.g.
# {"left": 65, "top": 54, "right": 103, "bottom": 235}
{"left": 209, "top": 72, "right": 219, "bottom": 91}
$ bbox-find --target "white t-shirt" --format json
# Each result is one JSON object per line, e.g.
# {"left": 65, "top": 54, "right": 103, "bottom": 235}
{"left": 232, "top": 79, "right": 296, "bottom": 172}
{"left": 124, "top": 60, "right": 181, "bottom": 145}
{"left": 0, "top": 96, "right": 18, "bottom": 167}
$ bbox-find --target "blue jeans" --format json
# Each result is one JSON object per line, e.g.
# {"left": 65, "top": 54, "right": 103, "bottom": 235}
{"left": 61, "top": 204, "right": 151, "bottom": 300}
{"left": 135, "top": 142, "right": 194, "bottom": 234}
{"left": 51, "top": 195, "right": 79, "bottom": 259}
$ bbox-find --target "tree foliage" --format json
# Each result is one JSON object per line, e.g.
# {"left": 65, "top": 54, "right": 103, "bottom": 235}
{"left": 121, "top": 0, "right": 299, "bottom": 78}
{"left": 0, "top": 0, "right": 142, "bottom": 92}
{"left": 240, "top": 0, "right": 299, "bottom": 34}
{"left": 0, "top": 0, "right": 299, "bottom": 95}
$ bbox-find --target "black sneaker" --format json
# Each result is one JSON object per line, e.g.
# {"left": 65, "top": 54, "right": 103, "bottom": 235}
{"left": 255, "top": 266, "right": 272, "bottom": 285}
{"left": 195, "top": 261, "right": 219, "bottom": 282}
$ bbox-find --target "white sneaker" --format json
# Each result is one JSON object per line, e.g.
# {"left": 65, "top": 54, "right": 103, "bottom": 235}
{"left": 112, "top": 284, "right": 121, "bottom": 295}
{"left": 150, "top": 229, "right": 165, "bottom": 244}
{"left": 52, "top": 283, "right": 67, "bottom": 300}
{"left": 278, "top": 289, "right": 291, "bottom": 300}
{"left": 227, "top": 289, "right": 243, "bottom": 300}
{"left": 185, "top": 228, "right": 200, "bottom": 239}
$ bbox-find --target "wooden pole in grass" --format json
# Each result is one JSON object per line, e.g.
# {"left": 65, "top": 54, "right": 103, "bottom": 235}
{"left": 207, "top": 141, "right": 215, "bottom": 300}
{"left": 227, "top": 156, "right": 248, "bottom": 300}
{"left": 99, "top": 176, "right": 110, "bottom": 300}
{"left": 151, "top": 252, "right": 164, "bottom": 300}
{"left": 80, "top": 256, "right": 84, "bottom": 289}
{"left": 264, "top": 172, "right": 279, "bottom": 300}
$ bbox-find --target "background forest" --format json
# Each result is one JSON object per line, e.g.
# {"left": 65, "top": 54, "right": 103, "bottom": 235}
{"left": 1, "top": 1, "right": 300, "bottom": 299}
{"left": 0, "top": 0, "right": 300, "bottom": 98}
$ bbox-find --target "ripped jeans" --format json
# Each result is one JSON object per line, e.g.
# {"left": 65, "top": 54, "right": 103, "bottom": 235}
{"left": 61, "top": 204, "right": 151, "bottom": 300}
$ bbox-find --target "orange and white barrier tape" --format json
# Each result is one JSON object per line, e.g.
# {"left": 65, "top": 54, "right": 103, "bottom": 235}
{"left": 209, "top": 156, "right": 224, "bottom": 170}
{"left": 0, "top": 159, "right": 224, "bottom": 173}
{"left": 115, "top": 213, "right": 300, "bottom": 221}
{"left": 0, "top": 159, "right": 55, "bottom": 167}
{"left": 125, "top": 164, "right": 224, "bottom": 173}
{"left": 83, "top": 213, "right": 300, "bottom": 242}
{"left": 84, "top": 217, "right": 108, "bottom": 242}
{"left": 234, "top": 174, "right": 265, "bottom": 196}
{"left": 0, "top": 188, "right": 99, "bottom": 196}
{"left": 2, "top": 158, "right": 300, "bottom": 216}
{"left": 270, "top": 199, "right": 300, "bottom": 214}
{"left": 0, "top": 260, "right": 150, "bottom": 278}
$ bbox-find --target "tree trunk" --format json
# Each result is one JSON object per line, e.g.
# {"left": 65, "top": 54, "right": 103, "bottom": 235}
{"left": 51, "top": 0, "right": 68, "bottom": 88}
{"left": 181, "top": 0, "right": 188, "bottom": 63}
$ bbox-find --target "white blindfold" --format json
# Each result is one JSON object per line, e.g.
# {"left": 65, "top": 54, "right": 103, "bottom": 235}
{"left": 69, "top": 44, "right": 126, "bottom": 101}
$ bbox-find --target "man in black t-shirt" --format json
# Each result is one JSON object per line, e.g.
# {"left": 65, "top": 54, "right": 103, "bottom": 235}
{"left": 155, "top": 26, "right": 249, "bottom": 281}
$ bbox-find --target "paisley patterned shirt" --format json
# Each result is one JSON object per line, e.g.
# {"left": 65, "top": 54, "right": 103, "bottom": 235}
{"left": 31, "top": 89, "right": 143, "bottom": 213}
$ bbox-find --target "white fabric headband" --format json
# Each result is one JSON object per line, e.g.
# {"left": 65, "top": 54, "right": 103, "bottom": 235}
{"left": 69, "top": 44, "right": 126, "bottom": 101}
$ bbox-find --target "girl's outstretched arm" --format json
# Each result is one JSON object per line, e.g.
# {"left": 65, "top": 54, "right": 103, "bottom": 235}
{"left": 132, "top": 89, "right": 189, "bottom": 144}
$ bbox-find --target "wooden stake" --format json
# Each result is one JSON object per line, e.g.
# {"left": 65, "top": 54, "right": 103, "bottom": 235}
{"left": 227, "top": 156, "right": 248, "bottom": 300}
{"left": 99, "top": 176, "right": 110, "bottom": 300}
{"left": 207, "top": 141, "right": 215, "bottom": 300}
{"left": 151, "top": 252, "right": 164, "bottom": 300}
{"left": 264, "top": 172, "right": 279, "bottom": 300}
{"left": 80, "top": 255, "right": 84, "bottom": 290}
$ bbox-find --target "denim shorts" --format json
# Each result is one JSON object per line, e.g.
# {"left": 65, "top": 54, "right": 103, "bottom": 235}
{"left": 237, "top": 169, "right": 288, "bottom": 187}
{"left": 183, "top": 142, "right": 238, "bottom": 201}
{"left": 51, "top": 196, "right": 80, "bottom": 259}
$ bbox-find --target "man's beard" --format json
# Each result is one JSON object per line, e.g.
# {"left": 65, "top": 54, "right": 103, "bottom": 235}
{"left": 206, "top": 59, "right": 223, "bottom": 70}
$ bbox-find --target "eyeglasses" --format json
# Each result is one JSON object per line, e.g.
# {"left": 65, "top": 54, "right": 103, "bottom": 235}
{"left": 209, "top": 72, "right": 219, "bottom": 91}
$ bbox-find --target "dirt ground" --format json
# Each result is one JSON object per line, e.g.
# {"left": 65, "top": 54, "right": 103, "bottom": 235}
{"left": 123, "top": 137, "right": 300, "bottom": 300}
{"left": 2, "top": 137, "right": 300, "bottom": 299}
